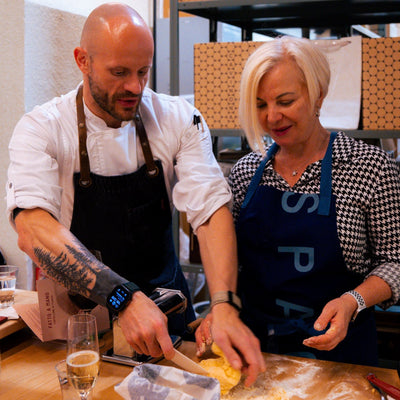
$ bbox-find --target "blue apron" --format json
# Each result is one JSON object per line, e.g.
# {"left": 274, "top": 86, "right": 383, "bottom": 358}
{"left": 236, "top": 132, "right": 378, "bottom": 365}
{"left": 69, "top": 87, "right": 195, "bottom": 337}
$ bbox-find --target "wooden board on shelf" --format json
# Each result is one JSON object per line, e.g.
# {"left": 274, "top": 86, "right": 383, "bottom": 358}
{"left": 194, "top": 38, "right": 400, "bottom": 132}
{"left": 362, "top": 37, "right": 400, "bottom": 130}
{"left": 194, "top": 41, "right": 262, "bottom": 129}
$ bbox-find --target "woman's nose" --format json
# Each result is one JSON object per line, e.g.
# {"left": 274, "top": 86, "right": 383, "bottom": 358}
{"left": 267, "top": 107, "right": 282, "bottom": 124}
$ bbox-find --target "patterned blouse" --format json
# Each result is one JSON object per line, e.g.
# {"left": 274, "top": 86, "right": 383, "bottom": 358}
{"left": 229, "top": 132, "right": 400, "bottom": 308}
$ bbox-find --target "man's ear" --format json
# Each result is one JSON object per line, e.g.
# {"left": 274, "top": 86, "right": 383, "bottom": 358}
{"left": 74, "top": 47, "right": 90, "bottom": 74}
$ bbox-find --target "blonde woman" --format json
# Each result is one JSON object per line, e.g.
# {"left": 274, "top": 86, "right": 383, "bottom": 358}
{"left": 227, "top": 36, "right": 400, "bottom": 365}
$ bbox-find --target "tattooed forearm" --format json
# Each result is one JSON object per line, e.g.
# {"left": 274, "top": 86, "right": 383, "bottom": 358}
{"left": 34, "top": 246, "right": 95, "bottom": 297}
{"left": 66, "top": 239, "right": 106, "bottom": 273}
{"left": 33, "top": 237, "right": 127, "bottom": 306}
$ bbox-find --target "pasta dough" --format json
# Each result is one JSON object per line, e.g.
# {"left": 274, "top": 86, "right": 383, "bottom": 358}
{"left": 199, "top": 343, "right": 241, "bottom": 395}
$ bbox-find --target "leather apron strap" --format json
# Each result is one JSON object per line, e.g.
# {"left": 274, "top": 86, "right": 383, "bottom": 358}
{"left": 75, "top": 86, "right": 159, "bottom": 187}
{"left": 134, "top": 113, "right": 159, "bottom": 177}
{"left": 76, "top": 85, "right": 92, "bottom": 187}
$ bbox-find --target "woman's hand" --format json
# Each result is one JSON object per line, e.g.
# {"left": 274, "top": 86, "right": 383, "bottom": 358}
{"left": 303, "top": 295, "right": 357, "bottom": 351}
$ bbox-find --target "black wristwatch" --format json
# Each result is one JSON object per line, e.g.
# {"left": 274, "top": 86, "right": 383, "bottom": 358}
{"left": 106, "top": 282, "right": 140, "bottom": 313}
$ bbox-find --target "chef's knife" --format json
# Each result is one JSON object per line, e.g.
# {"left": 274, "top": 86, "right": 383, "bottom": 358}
{"left": 171, "top": 348, "right": 209, "bottom": 375}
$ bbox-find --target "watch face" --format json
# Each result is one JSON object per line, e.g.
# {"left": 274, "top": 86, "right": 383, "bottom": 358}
{"left": 107, "top": 286, "right": 131, "bottom": 311}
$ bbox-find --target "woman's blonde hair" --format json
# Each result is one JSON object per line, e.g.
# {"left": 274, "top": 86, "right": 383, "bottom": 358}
{"left": 239, "top": 36, "right": 330, "bottom": 152}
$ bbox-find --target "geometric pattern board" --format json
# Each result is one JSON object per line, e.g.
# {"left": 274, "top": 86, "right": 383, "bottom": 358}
{"left": 194, "top": 41, "right": 263, "bottom": 129}
{"left": 194, "top": 38, "right": 400, "bottom": 131}
{"left": 362, "top": 37, "right": 400, "bottom": 129}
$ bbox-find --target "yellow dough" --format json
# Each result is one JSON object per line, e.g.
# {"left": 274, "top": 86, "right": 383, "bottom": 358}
{"left": 199, "top": 343, "right": 241, "bottom": 395}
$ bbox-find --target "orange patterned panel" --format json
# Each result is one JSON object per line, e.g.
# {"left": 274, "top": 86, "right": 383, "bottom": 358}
{"left": 194, "top": 41, "right": 262, "bottom": 129}
{"left": 194, "top": 38, "right": 400, "bottom": 131}
{"left": 362, "top": 37, "right": 400, "bottom": 129}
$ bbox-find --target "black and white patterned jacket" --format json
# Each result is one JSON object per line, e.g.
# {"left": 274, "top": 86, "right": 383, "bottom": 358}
{"left": 229, "top": 131, "right": 400, "bottom": 308}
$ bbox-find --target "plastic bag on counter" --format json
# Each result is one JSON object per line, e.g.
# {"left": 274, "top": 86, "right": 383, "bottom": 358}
{"left": 115, "top": 363, "right": 220, "bottom": 400}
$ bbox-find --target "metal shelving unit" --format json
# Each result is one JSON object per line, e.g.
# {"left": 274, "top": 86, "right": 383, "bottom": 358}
{"left": 168, "top": 0, "right": 400, "bottom": 360}
{"left": 169, "top": 0, "right": 400, "bottom": 138}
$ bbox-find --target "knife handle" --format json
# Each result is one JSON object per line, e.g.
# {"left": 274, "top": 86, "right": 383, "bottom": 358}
{"left": 186, "top": 318, "right": 203, "bottom": 334}
{"left": 367, "top": 373, "right": 400, "bottom": 400}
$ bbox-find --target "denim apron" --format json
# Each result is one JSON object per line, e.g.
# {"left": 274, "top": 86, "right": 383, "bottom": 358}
{"left": 69, "top": 86, "right": 195, "bottom": 336}
{"left": 236, "top": 132, "right": 378, "bottom": 365}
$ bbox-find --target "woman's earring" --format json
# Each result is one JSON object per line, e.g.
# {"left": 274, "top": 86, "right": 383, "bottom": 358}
{"left": 316, "top": 109, "right": 320, "bottom": 118}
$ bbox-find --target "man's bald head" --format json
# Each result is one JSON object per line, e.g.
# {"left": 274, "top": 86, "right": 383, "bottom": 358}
{"left": 80, "top": 3, "right": 153, "bottom": 55}
{"left": 74, "top": 3, "right": 154, "bottom": 128}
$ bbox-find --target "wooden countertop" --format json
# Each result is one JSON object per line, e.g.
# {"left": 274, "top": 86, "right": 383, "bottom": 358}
{"left": 1, "top": 333, "right": 400, "bottom": 400}
{"left": 0, "top": 290, "right": 38, "bottom": 340}
{"left": 1, "top": 291, "right": 399, "bottom": 399}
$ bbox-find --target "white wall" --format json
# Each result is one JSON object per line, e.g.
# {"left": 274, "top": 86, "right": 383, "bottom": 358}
{"left": 0, "top": 0, "right": 26, "bottom": 285}
{"left": 24, "top": 3, "right": 85, "bottom": 112}
{"left": 28, "top": 0, "right": 153, "bottom": 26}
{"left": 0, "top": 0, "right": 154, "bottom": 289}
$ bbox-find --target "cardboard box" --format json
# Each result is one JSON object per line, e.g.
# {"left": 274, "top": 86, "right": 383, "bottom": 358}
{"left": 15, "top": 278, "right": 109, "bottom": 341}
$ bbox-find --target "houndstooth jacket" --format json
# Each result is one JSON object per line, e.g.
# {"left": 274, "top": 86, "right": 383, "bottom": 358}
{"left": 229, "top": 131, "right": 400, "bottom": 309}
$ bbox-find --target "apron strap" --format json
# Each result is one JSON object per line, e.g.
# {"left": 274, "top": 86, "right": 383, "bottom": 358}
{"left": 241, "top": 143, "right": 278, "bottom": 209}
{"left": 76, "top": 85, "right": 92, "bottom": 187}
{"left": 318, "top": 131, "right": 337, "bottom": 216}
{"left": 75, "top": 86, "right": 160, "bottom": 187}
{"left": 134, "top": 113, "right": 159, "bottom": 177}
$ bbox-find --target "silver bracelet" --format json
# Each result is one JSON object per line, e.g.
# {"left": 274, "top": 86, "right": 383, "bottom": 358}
{"left": 342, "top": 290, "right": 367, "bottom": 321}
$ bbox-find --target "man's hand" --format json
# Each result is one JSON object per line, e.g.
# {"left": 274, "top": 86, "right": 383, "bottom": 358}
{"left": 118, "top": 291, "right": 175, "bottom": 359}
{"left": 195, "top": 303, "right": 266, "bottom": 387}
{"left": 302, "top": 295, "right": 356, "bottom": 351}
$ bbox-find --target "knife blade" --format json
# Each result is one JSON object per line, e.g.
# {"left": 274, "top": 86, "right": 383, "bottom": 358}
{"left": 170, "top": 348, "right": 209, "bottom": 375}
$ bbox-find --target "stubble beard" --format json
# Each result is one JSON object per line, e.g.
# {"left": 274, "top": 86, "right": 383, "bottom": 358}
{"left": 88, "top": 75, "right": 140, "bottom": 123}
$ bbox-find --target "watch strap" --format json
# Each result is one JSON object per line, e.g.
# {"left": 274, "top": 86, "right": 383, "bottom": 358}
{"left": 343, "top": 290, "right": 366, "bottom": 321}
{"left": 106, "top": 282, "right": 141, "bottom": 314}
{"left": 210, "top": 291, "right": 242, "bottom": 312}
{"left": 122, "top": 281, "right": 140, "bottom": 293}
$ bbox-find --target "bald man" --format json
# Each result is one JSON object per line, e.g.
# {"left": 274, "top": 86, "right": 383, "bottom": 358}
{"left": 7, "top": 3, "right": 265, "bottom": 385}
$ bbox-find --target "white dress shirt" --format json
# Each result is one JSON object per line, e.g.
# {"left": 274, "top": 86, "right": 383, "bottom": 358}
{"left": 7, "top": 86, "right": 231, "bottom": 233}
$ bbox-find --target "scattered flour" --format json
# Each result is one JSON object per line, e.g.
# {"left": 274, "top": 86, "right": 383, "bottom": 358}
{"left": 221, "top": 354, "right": 379, "bottom": 400}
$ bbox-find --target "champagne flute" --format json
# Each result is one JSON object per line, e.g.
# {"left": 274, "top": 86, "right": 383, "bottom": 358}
{"left": 66, "top": 313, "right": 100, "bottom": 400}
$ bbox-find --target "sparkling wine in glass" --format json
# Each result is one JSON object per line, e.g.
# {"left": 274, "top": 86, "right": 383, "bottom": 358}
{"left": 66, "top": 313, "right": 100, "bottom": 400}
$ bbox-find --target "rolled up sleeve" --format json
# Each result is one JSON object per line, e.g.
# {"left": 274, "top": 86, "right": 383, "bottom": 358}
{"left": 172, "top": 113, "right": 232, "bottom": 233}
{"left": 7, "top": 115, "right": 63, "bottom": 228}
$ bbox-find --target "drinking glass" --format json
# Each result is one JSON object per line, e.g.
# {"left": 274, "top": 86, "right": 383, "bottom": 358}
{"left": 0, "top": 265, "right": 18, "bottom": 308}
{"left": 66, "top": 313, "right": 100, "bottom": 400}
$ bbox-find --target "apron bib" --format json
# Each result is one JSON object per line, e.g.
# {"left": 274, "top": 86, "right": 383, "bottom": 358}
{"left": 69, "top": 86, "right": 195, "bottom": 335}
{"left": 237, "top": 132, "right": 378, "bottom": 365}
